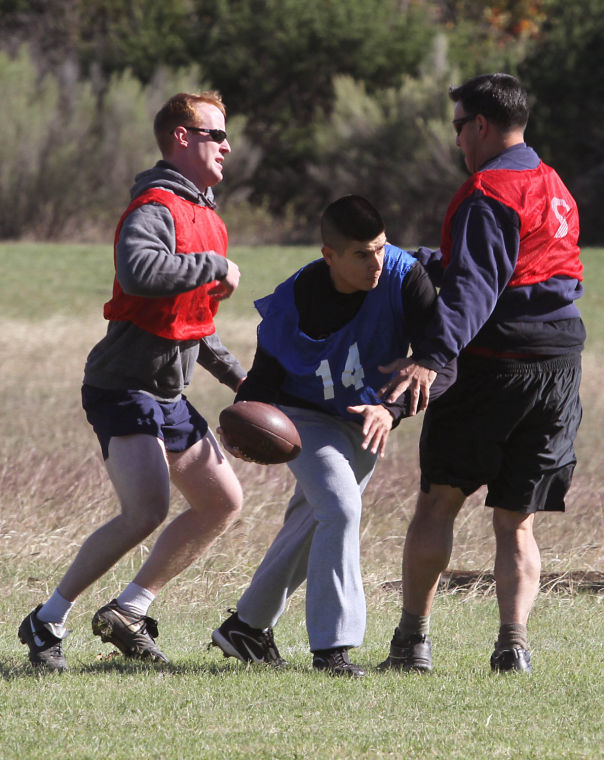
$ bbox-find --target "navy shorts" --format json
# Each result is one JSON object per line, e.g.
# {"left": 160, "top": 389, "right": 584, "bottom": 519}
{"left": 82, "top": 384, "right": 209, "bottom": 460}
{"left": 419, "top": 354, "right": 582, "bottom": 513}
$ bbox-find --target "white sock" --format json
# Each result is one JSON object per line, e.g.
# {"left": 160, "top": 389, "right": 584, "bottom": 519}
{"left": 116, "top": 583, "right": 155, "bottom": 617}
{"left": 36, "top": 589, "right": 74, "bottom": 627}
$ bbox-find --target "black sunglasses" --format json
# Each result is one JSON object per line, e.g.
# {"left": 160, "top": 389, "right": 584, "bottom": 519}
{"left": 175, "top": 126, "right": 228, "bottom": 143}
{"left": 452, "top": 114, "right": 476, "bottom": 136}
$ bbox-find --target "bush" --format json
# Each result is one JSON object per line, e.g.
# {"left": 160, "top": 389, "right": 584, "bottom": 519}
{"left": 0, "top": 46, "right": 208, "bottom": 240}
{"left": 307, "top": 41, "right": 467, "bottom": 246}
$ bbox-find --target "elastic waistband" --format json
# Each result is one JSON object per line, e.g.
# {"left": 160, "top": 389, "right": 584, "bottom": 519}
{"left": 459, "top": 352, "right": 582, "bottom": 375}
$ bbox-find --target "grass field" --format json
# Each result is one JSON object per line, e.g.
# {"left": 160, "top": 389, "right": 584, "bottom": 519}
{"left": 0, "top": 243, "right": 602, "bottom": 759}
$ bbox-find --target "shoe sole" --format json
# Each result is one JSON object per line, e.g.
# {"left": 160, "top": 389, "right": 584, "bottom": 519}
{"left": 313, "top": 665, "right": 366, "bottom": 678}
{"left": 491, "top": 664, "right": 532, "bottom": 674}
{"left": 377, "top": 657, "right": 432, "bottom": 673}
{"left": 92, "top": 614, "right": 168, "bottom": 663}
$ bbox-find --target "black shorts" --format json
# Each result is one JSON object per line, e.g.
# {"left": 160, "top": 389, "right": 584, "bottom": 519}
{"left": 82, "top": 384, "right": 208, "bottom": 460}
{"left": 419, "top": 354, "right": 582, "bottom": 513}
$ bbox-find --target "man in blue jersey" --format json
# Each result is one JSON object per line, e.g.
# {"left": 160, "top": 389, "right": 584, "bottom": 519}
{"left": 378, "top": 74, "right": 584, "bottom": 674}
{"left": 210, "top": 195, "right": 456, "bottom": 676}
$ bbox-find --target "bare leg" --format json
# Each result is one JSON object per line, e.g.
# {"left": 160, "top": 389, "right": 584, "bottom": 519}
{"left": 132, "top": 431, "right": 242, "bottom": 594}
{"left": 493, "top": 509, "right": 540, "bottom": 625}
{"left": 402, "top": 484, "right": 466, "bottom": 616}
{"left": 58, "top": 435, "right": 171, "bottom": 601}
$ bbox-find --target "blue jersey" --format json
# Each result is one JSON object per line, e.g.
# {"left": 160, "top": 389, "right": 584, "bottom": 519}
{"left": 254, "top": 245, "right": 417, "bottom": 421}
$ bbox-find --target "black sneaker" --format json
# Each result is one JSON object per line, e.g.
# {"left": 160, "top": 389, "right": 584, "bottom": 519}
{"left": 18, "top": 605, "right": 69, "bottom": 672}
{"left": 312, "top": 647, "right": 366, "bottom": 678}
{"left": 210, "top": 609, "right": 288, "bottom": 667}
{"left": 490, "top": 647, "right": 532, "bottom": 673}
{"left": 91, "top": 599, "right": 168, "bottom": 663}
{"left": 377, "top": 631, "right": 432, "bottom": 672}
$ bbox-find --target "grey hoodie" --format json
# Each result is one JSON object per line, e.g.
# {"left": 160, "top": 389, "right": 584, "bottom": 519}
{"left": 83, "top": 161, "right": 245, "bottom": 400}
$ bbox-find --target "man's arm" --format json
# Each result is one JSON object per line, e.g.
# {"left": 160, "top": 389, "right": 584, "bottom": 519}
{"left": 380, "top": 198, "right": 519, "bottom": 407}
{"left": 378, "top": 262, "right": 454, "bottom": 413}
{"left": 234, "top": 345, "right": 286, "bottom": 404}
{"left": 409, "top": 246, "right": 445, "bottom": 287}
{"left": 197, "top": 332, "right": 246, "bottom": 392}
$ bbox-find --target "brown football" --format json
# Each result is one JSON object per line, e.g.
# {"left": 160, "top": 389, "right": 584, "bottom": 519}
{"left": 219, "top": 401, "right": 302, "bottom": 465}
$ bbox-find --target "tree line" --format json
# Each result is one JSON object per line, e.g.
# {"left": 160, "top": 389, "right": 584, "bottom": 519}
{"left": 1, "top": 0, "right": 603, "bottom": 245}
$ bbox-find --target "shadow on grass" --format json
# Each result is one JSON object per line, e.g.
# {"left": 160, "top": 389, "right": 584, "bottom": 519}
{"left": 0, "top": 656, "right": 304, "bottom": 681}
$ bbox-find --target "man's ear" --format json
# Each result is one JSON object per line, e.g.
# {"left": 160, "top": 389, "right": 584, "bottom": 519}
{"left": 475, "top": 113, "right": 488, "bottom": 135}
{"left": 171, "top": 125, "right": 189, "bottom": 148}
{"left": 321, "top": 245, "right": 336, "bottom": 266}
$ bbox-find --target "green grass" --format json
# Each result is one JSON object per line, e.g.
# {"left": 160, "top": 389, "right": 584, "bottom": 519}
{"left": 0, "top": 595, "right": 601, "bottom": 759}
{"left": 1, "top": 242, "right": 601, "bottom": 344}
{"left": 0, "top": 242, "right": 318, "bottom": 321}
{"left": 0, "top": 242, "right": 602, "bottom": 759}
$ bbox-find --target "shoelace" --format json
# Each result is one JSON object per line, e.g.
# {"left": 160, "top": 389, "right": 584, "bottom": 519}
{"left": 124, "top": 611, "right": 159, "bottom": 639}
{"left": 329, "top": 650, "right": 350, "bottom": 667}
{"left": 260, "top": 628, "right": 284, "bottom": 663}
{"left": 140, "top": 616, "right": 159, "bottom": 639}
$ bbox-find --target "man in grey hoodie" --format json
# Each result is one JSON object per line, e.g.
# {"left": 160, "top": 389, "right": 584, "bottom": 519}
{"left": 19, "top": 91, "right": 245, "bottom": 671}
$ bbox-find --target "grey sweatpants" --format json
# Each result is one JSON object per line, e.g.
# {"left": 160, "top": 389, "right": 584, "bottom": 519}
{"left": 237, "top": 406, "right": 377, "bottom": 651}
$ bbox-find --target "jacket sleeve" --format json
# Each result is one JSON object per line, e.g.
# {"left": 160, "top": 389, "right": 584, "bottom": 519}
{"left": 385, "top": 262, "right": 457, "bottom": 422}
{"left": 412, "top": 194, "right": 520, "bottom": 367}
{"left": 234, "top": 345, "right": 286, "bottom": 403}
{"left": 409, "top": 246, "right": 445, "bottom": 287}
{"left": 197, "top": 332, "right": 246, "bottom": 391}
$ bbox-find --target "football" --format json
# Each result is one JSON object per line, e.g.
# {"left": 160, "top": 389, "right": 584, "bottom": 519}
{"left": 218, "top": 401, "right": 302, "bottom": 465}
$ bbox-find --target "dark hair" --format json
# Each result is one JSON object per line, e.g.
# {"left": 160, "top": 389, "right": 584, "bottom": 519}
{"left": 321, "top": 195, "right": 385, "bottom": 250}
{"left": 449, "top": 73, "right": 529, "bottom": 131}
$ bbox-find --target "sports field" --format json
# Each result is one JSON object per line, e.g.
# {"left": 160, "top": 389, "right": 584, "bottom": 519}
{"left": 0, "top": 243, "right": 602, "bottom": 759}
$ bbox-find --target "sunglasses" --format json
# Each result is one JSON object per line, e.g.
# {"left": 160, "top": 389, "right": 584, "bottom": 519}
{"left": 178, "top": 126, "right": 228, "bottom": 143}
{"left": 452, "top": 114, "right": 476, "bottom": 136}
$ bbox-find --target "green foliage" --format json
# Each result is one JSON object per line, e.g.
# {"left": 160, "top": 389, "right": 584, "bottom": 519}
{"left": 200, "top": 0, "right": 433, "bottom": 119}
{"left": 519, "top": 0, "right": 604, "bottom": 244}
{"left": 439, "top": 0, "right": 547, "bottom": 77}
{"left": 0, "top": 0, "right": 82, "bottom": 68}
{"left": 194, "top": 0, "right": 435, "bottom": 214}
{"left": 0, "top": 48, "right": 208, "bottom": 239}
{"left": 78, "top": 0, "right": 195, "bottom": 83}
{"left": 308, "top": 49, "right": 466, "bottom": 245}
{"left": 1, "top": 1, "right": 604, "bottom": 243}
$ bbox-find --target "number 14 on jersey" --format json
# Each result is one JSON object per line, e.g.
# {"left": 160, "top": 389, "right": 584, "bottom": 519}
{"left": 314, "top": 342, "right": 365, "bottom": 400}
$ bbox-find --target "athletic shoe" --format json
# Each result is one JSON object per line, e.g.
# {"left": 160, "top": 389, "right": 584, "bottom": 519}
{"left": 377, "top": 631, "right": 432, "bottom": 672}
{"left": 91, "top": 599, "right": 168, "bottom": 663}
{"left": 313, "top": 647, "right": 366, "bottom": 677}
{"left": 490, "top": 647, "right": 532, "bottom": 673}
{"left": 210, "top": 609, "right": 288, "bottom": 667}
{"left": 18, "top": 605, "right": 69, "bottom": 672}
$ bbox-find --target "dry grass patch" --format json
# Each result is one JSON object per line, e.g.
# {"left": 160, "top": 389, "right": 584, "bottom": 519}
{"left": 0, "top": 314, "right": 601, "bottom": 607}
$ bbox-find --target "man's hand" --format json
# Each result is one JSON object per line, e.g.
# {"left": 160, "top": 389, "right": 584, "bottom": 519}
{"left": 347, "top": 404, "right": 394, "bottom": 458}
{"left": 378, "top": 358, "right": 436, "bottom": 416}
{"left": 208, "top": 258, "right": 240, "bottom": 300}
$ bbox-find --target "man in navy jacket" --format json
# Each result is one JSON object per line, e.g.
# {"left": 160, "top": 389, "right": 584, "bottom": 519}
{"left": 378, "top": 73, "right": 584, "bottom": 674}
